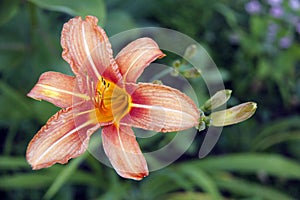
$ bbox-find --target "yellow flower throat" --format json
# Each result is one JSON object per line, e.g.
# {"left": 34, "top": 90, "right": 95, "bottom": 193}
{"left": 94, "top": 77, "right": 131, "bottom": 124}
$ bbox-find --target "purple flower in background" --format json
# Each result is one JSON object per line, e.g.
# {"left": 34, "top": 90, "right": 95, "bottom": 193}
{"left": 267, "top": 0, "right": 283, "bottom": 6}
{"left": 279, "top": 36, "right": 292, "bottom": 48}
{"left": 289, "top": 15, "right": 299, "bottom": 24}
{"left": 270, "top": 6, "right": 284, "bottom": 18}
{"left": 245, "top": 0, "right": 261, "bottom": 14}
{"left": 268, "top": 23, "right": 279, "bottom": 35}
{"left": 289, "top": 0, "right": 300, "bottom": 10}
{"left": 267, "top": 23, "right": 278, "bottom": 42}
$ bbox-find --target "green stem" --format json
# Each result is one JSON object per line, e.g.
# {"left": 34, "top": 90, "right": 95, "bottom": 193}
{"left": 3, "top": 122, "right": 18, "bottom": 155}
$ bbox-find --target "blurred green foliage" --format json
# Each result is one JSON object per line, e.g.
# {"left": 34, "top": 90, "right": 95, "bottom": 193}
{"left": 1, "top": 0, "right": 300, "bottom": 199}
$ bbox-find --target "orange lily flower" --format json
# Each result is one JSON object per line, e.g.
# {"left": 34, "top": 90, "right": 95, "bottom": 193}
{"left": 26, "top": 16, "right": 200, "bottom": 180}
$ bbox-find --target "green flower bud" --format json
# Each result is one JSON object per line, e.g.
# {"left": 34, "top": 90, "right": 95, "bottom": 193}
{"left": 183, "top": 68, "right": 201, "bottom": 78}
{"left": 209, "top": 102, "right": 257, "bottom": 127}
{"left": 202, "top": 89, "right": 232, "bottom": 112}
{"left": 172, "top": 60, "right": 181, "bottom": 68}
{"left": 183, "top": 44, "right": 197, "bottom": 59}
{"left": 152, "top": 80, "right": 163, "bottom": 85}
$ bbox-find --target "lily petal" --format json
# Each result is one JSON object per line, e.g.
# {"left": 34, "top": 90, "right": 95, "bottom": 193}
{"left": 26, "top": 106, "right": 99, "bottom": 170}
{"left": 27, "top": 72, "right": 88, "bottom": 108}
{"left": 102, "top": 124, "right": 148, "bottom": 180}
{"left": 123, "top": 83, "right": 200, "bottom": 132}
{"left": 61, "top": 16, "right": 122, "bottom": 83}
{"left": 115, "top": 38, "right": 165, "bottom": 83}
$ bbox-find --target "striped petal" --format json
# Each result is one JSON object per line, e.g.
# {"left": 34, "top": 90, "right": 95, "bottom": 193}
{"left": 115, "top": 38, "right": 165, "bottom": 83}
{"left": 26, "top": 105, "right": 99, "bottom": 170}
{"left": 123, "top": 83, "right": 200, "bottom": 132}
{"left": 102, "top": 125, "right": 148, "bottom": 180}
{"left": 27, "top": 72, "right": 88, "bottom": 108}
{"left": 61, "top": 16, "right": 122, "bottom": 84}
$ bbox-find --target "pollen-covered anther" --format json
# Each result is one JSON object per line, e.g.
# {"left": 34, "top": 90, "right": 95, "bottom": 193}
{"left": 94, "top": 76, "right": 131, "bottom": 124}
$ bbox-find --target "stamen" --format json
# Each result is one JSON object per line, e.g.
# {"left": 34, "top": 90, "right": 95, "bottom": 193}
{"left": 94, "top": 76, "right": 132, "bottom": 124}
{"left": 74, "top": 109, "right": 96, "bottom": 117}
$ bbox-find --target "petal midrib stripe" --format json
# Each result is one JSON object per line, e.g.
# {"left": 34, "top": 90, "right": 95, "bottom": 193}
{"left": 131, "top": 103, "right": 196, "bottom": 120}
{"left": 33, "top": 120, "right": 94, "bottom": 165}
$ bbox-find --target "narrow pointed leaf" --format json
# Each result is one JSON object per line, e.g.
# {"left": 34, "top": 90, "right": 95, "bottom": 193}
{"left": 186, "top": 153, "right": 300, "bottom": 180}
{"left": 214, "top": 173, "right": 294, "bottom": 200}
{"left": 179, "top": 165, "right": 222, "bottom": 200}
{"left": 28, "top": 0, "right": 106, "bottom": 24}
{"left": 0, "top": 156, "right": 29, "bottom": 170}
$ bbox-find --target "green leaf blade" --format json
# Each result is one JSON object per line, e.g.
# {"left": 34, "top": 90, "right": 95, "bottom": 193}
{"left": 28, "top": 0, "right": 106, "bottom": 25}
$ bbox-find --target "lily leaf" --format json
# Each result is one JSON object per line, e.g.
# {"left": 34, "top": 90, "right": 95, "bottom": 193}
{"left": 186, "top": 153, "right": 300, "bottom": 180}
{"left": 0, "top": 174, "right": 53, "bottom": 189}
{"left": 44, "top": 136, "right": 100, "bottom": 200}
{"left": 178, "top": 165, "right": 222, "bottom": 200}
{"left": 0, "top": 81, "right": 32, "bottom": 120}
{"left": 28, "top": 0, "right": 106, "bottom": 25}
{"left": 214, "top": 173, "right": 294, "bottom": 200}
{"left": 0, "top": 0, "right": 19, "bottom": 26}
{"left": 0, "top": 156, "right": 29, "bottom": 170}
{"left": 165, "top": 192, "right": 215, "bottom": 200}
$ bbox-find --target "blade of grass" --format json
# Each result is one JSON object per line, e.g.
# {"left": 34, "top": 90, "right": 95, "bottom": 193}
{"left": 43, "top": 156, "right": 86, "bottom": 200}
{"left": 44, "top": 135, "right": 100, "bottom": 200}
{"left": 27, "top": 0, "right": 106, "bottom": 25}
{"left": 252, "top": 116, "right": 300, "bottom": 145}
{"left": 0, "top": 174, "right": 53, "bottom": 189}
{"left": 214, "top": 173, "right": 294, "bottom": 200}
{"left": 0, "top": 156, "right": 29, "bottom": 170}
{"left": 141, "top": 170, "right": 182, "bottom": 198}
{"left": 185, "top": 153, "right": 300, "bottom": 180}
{"left": 178, "top": 165, "right": 222, "bottom": 200}
{"left": 3, "top": 122, "right": 18, "bottom": 155}
{"left": 165, "top": 192, "right": 216, "bottom": 200}
{"left": 253, "top": 131, "right": 300, "bottom": 151}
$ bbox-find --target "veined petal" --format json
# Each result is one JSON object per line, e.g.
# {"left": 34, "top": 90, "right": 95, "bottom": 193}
{"left": 26, "top": 105, "right": 99, "bottom": 170}
{"left": 115, "top": 38, "right": 165, "bottom": 83}
{"left": 123, "top": 83, "right": 200, "bottom": 132}
{"left": 72, "top": 96, "right": 112, "bottom": 127}
{"left": 27, "top": 72, "right": 88, "bottom": 108}
{"left": 102, "top": 125, "right": 148, "bottom": 180}
{"left": 61, "top": 16, "right": 122, "bottom": 83}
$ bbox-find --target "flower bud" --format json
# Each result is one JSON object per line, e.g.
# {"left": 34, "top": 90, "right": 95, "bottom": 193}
{"left": 152, "top": 80, "right": 163, "bottom": 85}
{"left": 202, "top": 89, "right": 232, "bottom": 111}
{"left": 172, "top": 59, "right": 181, "bottom": 68}
{"left": 210, "top": 102, "right": 257, "bottom": 126}
{"left": 183, "top": 44, "right": 197, "bottom": 59}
